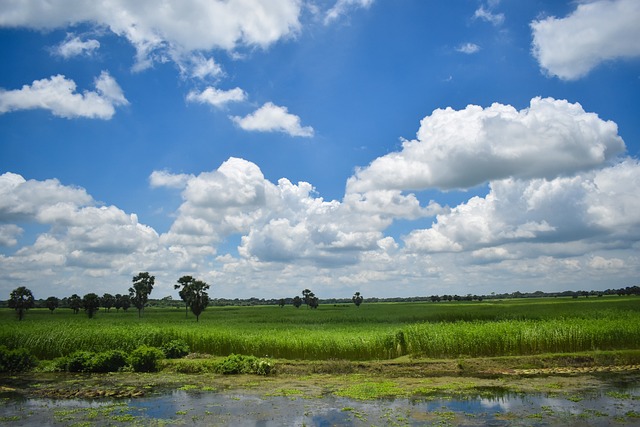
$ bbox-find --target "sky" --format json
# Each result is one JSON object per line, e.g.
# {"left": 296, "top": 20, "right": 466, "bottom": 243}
{"left": 1, "top": 0, "right": 639, "bottom": 301}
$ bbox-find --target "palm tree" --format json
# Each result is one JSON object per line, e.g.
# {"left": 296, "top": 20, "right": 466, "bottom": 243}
{"left": 175, "top": 275, "right": 196, "bottom": 318}
{"left": 187, "top": 280, "right": 210, "bottom": 322}
{"left": 8, "top": 286, "right": 35, "bottom": 320}
{"left": 129, "top": 272, "right": 155, "bottom": 318}
{"left": 352, "top": 292, "right": 363, "bottom": 307}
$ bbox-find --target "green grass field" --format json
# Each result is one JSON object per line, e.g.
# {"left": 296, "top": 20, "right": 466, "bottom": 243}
{"left": 2, "top": 297, "right": 639, "bottom": 361}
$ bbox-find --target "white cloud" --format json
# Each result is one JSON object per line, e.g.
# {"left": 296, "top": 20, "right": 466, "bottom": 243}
{"left": 0, "top": 224, "right": 23, "bottom": 246}
{"left": 187, "top": 87, "right": 247, "bottom": 108}
{"left": 403, "top": 159, "right": 640, "bottom": 255}
{"left": 0, "top": 72, "right": 128, "bottom": 119}
{"left": 589, "top": 256, "right": 625, "bottom": 270}
{"left": 0, "top": 172, "right": 172, "bottom": 295}
{"left": 531, "top": 0, "right": 640, "bottom": 80}
{"left": 53, "top": 34, "right": 100, "bottom": 58}
{"left": 456, "top": 43, "right": 480, "bottom": 54}
{"left": 149, "top": 170, "right": 194, "bottom": 190}
{"left": 184, "top": 54, "right": 224, "bottom": 80}
{"left": 347, "top": 97, "right": 625, "bottom": 193}
{"left": 0, "top": 0, "right": 302, "bottom": 70}
{"left": 231, "top": 102, "right": 314, "bottom": 137}
{"left": 156, "top": 158, "right": 412, "bottom": 267}
{"left": 473, "top": 5, "right": 504, "bottom": 26}
{"left": 325, "top": 0, "right": 374, "bottom": 24}
{"left": 2, "top": 154, "right": 640, "bottom": 298}
{"left": 94, "top": 71, "right": 128, "bottom": 106}
{"left": 0, "top": 172, "right": 93, "bottom": 221}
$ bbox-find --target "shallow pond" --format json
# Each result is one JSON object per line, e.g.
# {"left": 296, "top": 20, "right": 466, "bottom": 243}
{"left": 2, "top": 384, "right": 640, "bottom": 426}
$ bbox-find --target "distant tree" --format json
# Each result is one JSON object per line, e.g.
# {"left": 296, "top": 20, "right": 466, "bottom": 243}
{"left": 117, "top": 294, "right": 131, "bottom": 312}
{"left": 8, "top": 287, "right": 35, "bottom": 320}
{"left": 309, "top": 295, "right": 319, "bottom": 309}
{"left": 186, "top": 280, "right": 210, "bottom": 322}
{"left": 101, "top": 293, "right": 116, "bottom": 312}
{"left": 114, "top": 293, "right": 123, "bottom": 311}
{"left": 278, "top": 298, "right": 285, "bottom": 308}
{"left": 45, "top": 296, "right": 59, "bottom": 314}
{"left": 302, "top": 289, "right": 320, "bottom": 309}
{"left": 352, "top": 292, "right": 363, "bottom": 307}
{"left": 302, "top": 289, "right": 312, "bottom": 308}
{"left": 68, "top": 294, "right": 82, "bottom": 314}
{"left": 175, "top": 275, "right": 196, "bottom": 318}
{"left": 292, "top": 296, "right": 302, "bottom": 308}
{"left": 129, "top": 272, "right": 155, "bottom": 318}
{"left": 83, "top": 293, "right": 101, "bottom": 318}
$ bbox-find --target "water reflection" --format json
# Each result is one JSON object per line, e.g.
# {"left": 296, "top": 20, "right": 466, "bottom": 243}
{"left": 1, "top": 386, "right": 639, "bottom": 426}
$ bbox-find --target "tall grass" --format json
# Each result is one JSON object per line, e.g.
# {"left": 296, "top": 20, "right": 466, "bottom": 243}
{"left": 1, "top": 297, "right": 639, "bottom": 360}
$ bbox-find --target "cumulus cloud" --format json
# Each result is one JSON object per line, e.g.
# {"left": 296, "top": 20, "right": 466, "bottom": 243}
{"left": 0, "top": 172, "right": 93, "bottom": 221}
{"left": 0, "top": 71, "right": 128, "bottom": 119}
{"left": 325, "top": 0, "right": 374, "bottom": 24}
{"left": 0, "top": 0, "right": 302, "bottom": 70}
{"left": 347, "top": 97, "right": 625, "bottom": 193}
{"left": 456, "top": 43, "right": 480, "bottom": 54}
{"left": 403, "top": 159, "right": 640, "bottom": 255}
{"left": 187, "top": 87, "right": 247, "bottom": 108}
{"left": 53, "top": 34, "right": 100, "bottom": 58}
{"left": 230, "top": 102, "right": 314, "bottom": 137}
{"left": 0, "top": 172, "right": 166, "bottom": 291}
{"left": 0, "top": 224, "right": 23, "bottom": 246}
{"left": 2, "top": 152, "right": 639, "bottom": 298}
{"left": 155, "top": 157, "right": 422, "bottom": 267}
{"left": 531, "top": 0, "right": 640, "bottom": 80}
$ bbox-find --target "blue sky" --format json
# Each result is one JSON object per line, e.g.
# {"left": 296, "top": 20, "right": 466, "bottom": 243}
{"left": 1, "top": 0, "right": 639, "bottom": 300}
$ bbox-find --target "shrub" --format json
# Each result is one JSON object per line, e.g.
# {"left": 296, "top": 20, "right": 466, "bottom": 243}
{"left": 161, "top": 340, "right": 190, "bottom": 359}
{"left": 216, "top": 354, "right": 272, "bottom": 375}
{"left": 66, "top": 351, "right": 95, "bottom": 372}
{"left": 91, "top": 350, "right": 128, "bottom": 372}
{"left": 45, "top": 357, "right": 71, "bottom": 372}
{"left": 0, "top": 346, "right": 37, "bottom": 372}
{"left": 129, "top": 346, "right": 164, "bottom": 372}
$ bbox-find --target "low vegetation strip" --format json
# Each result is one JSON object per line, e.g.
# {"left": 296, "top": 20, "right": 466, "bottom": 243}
{"left": 1, "top": 297, "right": 639, "bottom": 361}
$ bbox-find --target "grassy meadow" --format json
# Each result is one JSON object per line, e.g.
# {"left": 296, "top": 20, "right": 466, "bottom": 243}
{"left": 1, "top": 296, "right": 639, "bottom": 361}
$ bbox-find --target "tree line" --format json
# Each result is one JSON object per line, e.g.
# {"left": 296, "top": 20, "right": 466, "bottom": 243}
{"left": 5, "top": 272, "right": 211, "bottom": 322}
{"left": 5, "top": 278, "right": 639, "bottom": 321}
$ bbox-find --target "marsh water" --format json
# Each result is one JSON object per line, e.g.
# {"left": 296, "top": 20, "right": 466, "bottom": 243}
{"left": 2, "top": 383, "right": 640, "bottom": 426}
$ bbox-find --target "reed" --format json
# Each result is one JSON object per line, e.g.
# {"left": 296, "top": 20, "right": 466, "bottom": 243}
{"left": 1, "top": 297, "right": 638, "bottom": 361}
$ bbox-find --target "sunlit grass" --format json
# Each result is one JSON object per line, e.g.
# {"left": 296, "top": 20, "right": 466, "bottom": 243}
{"left": 1, "top": 296, "right": 639, "bottom": 360}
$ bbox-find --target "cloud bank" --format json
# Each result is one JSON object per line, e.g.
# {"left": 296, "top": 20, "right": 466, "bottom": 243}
{"left": 1, "top": 92, "right": 638, "bottom": 297}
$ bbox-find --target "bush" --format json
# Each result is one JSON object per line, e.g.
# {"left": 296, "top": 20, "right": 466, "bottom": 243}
{"left": 0, "top": 346, "right": 37, "bottom": 372}
{"left": 45, "top": 357, "right": 70, "bottom": 372}
{"left": 129, "top": 346, "right": 164, "bottom": 372}
{"left": 66, "top": 351, "right": 95, "bottom": 372}
{"left": 91, "top": 350, "right": 128, "bottom": 372}
{"left": 216, "top": 354, "right": 272, "bottom": 375}
{"left": 161, "top": 340, "right": 190, "bottom": 359}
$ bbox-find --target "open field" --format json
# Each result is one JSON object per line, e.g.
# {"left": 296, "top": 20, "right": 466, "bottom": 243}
{"left": 2, "top": 296, "right": 639, "bottom": 361}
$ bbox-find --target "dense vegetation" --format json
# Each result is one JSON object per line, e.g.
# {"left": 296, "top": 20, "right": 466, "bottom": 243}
{"left": 1, "top": 296, "right": 639, "bottom": 361}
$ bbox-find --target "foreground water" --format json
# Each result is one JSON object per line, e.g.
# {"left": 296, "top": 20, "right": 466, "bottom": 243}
{"left": 2, "top": 384, "right": 640, "bottom": 426}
